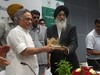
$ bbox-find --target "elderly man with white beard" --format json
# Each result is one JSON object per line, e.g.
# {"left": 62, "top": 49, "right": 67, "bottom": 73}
{"left": 47, "top": 5, "right": 79, "bottom": 75}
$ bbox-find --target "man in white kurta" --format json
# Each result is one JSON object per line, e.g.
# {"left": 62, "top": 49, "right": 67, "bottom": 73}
{"left": 6, "top": 9, "right": 52, "bottom": 75}
{"left": 6, "top": 25, "right": 39, "bottom": 75}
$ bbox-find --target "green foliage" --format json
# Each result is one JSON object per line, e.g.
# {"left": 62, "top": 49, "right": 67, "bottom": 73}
{"left": 56, "top": 60, "right": 73, "bottom": 75}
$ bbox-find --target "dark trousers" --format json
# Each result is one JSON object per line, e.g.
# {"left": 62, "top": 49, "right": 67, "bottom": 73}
{"left": 87, "top": 59, "right": 100, "bottom": 71}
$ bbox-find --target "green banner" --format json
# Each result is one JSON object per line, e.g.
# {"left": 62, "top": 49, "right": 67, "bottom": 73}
{"left": 42, "top": 6, "right": 55, "bottom": 27}
{"left": 42, "top": 0, "right": 64, "bottom": 27}
{"left": 56, "top": 0, "right": 64, "bottom": 2}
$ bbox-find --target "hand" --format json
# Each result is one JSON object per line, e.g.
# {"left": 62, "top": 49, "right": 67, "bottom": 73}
{"left": 43, "top": 45, "right": 53, "bottom": 52}
{"left": 60, "top": 45, "right": 68, "bottom": 50}
{"left": 0, "top": 56, "right": 10, "bottom": 67}
{"left": 0, "top": 45, "right": 10, "bottom": 57}
{"left": 60, "top": 45, "right": 69, "bottom": 54}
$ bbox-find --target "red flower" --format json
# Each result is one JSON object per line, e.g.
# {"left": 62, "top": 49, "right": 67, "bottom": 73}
{"left": 72, "top": 66, "right": 99, "bottom": 75}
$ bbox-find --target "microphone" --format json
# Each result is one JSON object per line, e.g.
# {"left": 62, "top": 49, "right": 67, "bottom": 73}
{"left": 21, "top": 62, "right": 36, "bottom": 75}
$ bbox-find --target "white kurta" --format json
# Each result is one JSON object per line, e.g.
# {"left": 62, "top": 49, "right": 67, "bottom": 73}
{"left": 6, "top": 26, "right": 39, "bottom": 75}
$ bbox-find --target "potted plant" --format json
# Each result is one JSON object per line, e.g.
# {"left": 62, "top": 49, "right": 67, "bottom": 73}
{"left": 56, "top": 59, "right": 72, "bottom": 75}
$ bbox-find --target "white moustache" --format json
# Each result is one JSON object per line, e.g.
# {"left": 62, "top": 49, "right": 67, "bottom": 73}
{"left": 55, "top": 19, "right": 67, "bottom": 29}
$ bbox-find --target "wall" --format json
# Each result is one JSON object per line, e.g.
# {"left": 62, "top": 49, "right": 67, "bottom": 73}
{"left": 64, "top": 0, "right": 100, "bottom": 62}
{"left": 0, "top": 0, "right": 42, "bottom": 20}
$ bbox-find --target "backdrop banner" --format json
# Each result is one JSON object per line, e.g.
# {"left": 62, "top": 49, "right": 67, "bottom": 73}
{"left": 42, "top": 0, "right": 64, "bottom": 27}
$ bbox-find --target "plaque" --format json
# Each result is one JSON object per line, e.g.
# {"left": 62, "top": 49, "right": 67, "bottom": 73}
{"left": 47, "top": 37, "right": 61, "bottom": 49}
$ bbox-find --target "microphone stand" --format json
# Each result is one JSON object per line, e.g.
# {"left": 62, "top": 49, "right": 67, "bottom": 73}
{"left": 21, "top": 62, "right": 36, "bottom": 75}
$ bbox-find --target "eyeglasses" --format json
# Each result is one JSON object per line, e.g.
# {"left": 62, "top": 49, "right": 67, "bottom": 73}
{"left": 40, "top": 23, "right": 45, "bottom": 24}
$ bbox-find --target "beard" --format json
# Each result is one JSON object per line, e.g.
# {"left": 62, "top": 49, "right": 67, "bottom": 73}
{"left": 55, "top": 18, "right": 67, "bottom": 29}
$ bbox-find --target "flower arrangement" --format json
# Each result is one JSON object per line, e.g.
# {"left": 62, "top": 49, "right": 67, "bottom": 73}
{"left": 72, "top": 66, "right": 100, "bottom": 75}
{"left": 56, "top": 59, "right": 100, "bottom": 75}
